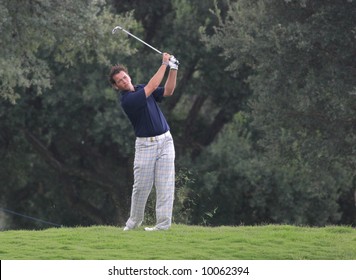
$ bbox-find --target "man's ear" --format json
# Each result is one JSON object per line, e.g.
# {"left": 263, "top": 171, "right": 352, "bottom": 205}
{"left": 112, "top": 84, "right": 119, "bottom": 90}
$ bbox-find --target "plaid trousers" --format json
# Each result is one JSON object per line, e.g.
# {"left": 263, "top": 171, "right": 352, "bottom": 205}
{"left": 125, "top": 131, "right": 175, "bottom": 230}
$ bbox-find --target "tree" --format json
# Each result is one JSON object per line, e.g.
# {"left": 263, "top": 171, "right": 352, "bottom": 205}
{"left": 191, "top": 113, "right": 353, "bottom": 226}
{"left": 0, "top": 0, "right": 136, "bottom": 103}
{"left": 2, "top": 0, "right": 246, "bottom": 228}
{"left": 199, "top": 0, "right": 356, "bottom": 225}
{"left": 0, "top": 0, "right": 137, "bottom": 228}
{"left": 4, "top": 0, "right": 353, "bottom": 229}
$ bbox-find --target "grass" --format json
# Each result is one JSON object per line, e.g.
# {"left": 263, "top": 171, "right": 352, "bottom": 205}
{"left": 0, "top": 224, "right": 355, "bottom": 260}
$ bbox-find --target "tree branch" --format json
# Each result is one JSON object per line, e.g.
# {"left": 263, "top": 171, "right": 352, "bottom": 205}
{"left": 184, "top": 94, "right": 206, "bottom": 139}
{"left": 23, "top": 129, "right": 118, "bottom": 191}
{"left": 166, "top": 57, "right": 199, "bottom": 111}
{"left": 22, "top": 129, "right": 127, "bottom": 225}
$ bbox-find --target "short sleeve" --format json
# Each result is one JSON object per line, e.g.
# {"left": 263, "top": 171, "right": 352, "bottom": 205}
{"left": 152, "top": 87, "right": 164, "bottom": 103}
{"left": 121, "top": 87, "right": 147, "bottom": 111}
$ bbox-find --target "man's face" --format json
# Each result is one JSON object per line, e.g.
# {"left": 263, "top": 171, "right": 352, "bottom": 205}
{"left": 113, "top": 71, "right": 133, "bottom": 91}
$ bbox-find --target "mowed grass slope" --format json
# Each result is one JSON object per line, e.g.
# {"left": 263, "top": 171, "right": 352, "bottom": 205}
{"left": 0, "top": 225, "right": 355, "bottom": 260}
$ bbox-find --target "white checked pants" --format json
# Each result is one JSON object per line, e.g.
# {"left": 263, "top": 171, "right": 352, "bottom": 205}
{"left": 125, "top": 131, "right": 175, "bottom": 230}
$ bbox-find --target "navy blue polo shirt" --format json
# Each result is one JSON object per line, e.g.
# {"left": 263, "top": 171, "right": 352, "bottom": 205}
{"left": 120, "top": 84, "right": 170, "bottom": 137}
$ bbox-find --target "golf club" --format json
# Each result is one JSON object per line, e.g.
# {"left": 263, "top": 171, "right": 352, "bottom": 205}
{"left": 112, "top": 25, "right": 179, "bottom": 65}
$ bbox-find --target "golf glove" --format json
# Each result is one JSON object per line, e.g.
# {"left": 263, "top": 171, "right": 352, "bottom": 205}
{"left": 169, "top": 56, "right": 179, "bottom": 70}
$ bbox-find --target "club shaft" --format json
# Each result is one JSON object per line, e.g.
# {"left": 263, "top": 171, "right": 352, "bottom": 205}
{"left": 118, "top": 26, "right": 162, "bottom": 55}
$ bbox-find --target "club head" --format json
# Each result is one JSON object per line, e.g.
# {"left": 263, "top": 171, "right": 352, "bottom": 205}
{"left": 112, "top": 26, "right": 123, "bottom": 34}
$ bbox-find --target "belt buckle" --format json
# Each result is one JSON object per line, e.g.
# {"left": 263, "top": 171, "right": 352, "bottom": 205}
{"left": 150, "top": 137, "right": 154, "bottom": 142}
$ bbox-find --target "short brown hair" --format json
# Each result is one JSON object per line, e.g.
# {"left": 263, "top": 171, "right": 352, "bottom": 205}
{"left": 108, "top": 64, "right": 128, "bottom": 86}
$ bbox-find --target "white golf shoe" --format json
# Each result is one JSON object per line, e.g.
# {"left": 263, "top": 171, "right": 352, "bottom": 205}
{"left": 144, "top": 227, "right": 160, "bottom": 231}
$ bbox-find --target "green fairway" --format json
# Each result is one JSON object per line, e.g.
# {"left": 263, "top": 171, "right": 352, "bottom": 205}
{"left": 0, "top": 225, "right": 355, "bottom": 260}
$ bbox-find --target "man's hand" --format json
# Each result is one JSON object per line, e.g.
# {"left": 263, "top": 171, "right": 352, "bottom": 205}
{"left": 169, "top": 55, "right": 179, "bottom": 70}
{"left": 162, "top": 53, "right": 170, "bottom": 65}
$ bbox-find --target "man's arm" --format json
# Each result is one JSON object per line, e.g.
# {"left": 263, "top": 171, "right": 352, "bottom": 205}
{"left": 144, "top": 53, "right": 170, "bottom": 98}
{"left": 163, "top": 69, "right": 177, "bottom": 96}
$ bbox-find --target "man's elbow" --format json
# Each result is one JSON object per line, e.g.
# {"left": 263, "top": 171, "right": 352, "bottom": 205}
{"left": 164, "top": 88, "right": 175, "bottom": 96}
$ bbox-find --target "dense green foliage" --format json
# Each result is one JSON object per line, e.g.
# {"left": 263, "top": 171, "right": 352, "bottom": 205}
{"left": 0, "top": 0, "right": 355, "bottom": 229}
{"left": 196, "top": 0, "right": 355, "bottom": 226}
{"left": 0, "top": 225, "right": 355, "bottom": 259}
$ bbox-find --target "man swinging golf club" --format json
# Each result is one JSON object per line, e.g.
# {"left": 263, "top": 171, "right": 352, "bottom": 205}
{"left": 109, "top": 52, "right": 178, "bottom": 231}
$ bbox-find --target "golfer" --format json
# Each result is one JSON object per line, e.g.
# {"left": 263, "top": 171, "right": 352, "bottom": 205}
{"left": 109, "top": 53, "right": 178, "bottom": 231}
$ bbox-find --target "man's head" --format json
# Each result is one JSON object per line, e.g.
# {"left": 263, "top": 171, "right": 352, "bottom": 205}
{"left": 109, "top": 64, "right": 134, "bottom": 91}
